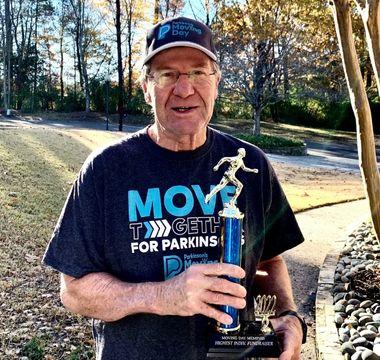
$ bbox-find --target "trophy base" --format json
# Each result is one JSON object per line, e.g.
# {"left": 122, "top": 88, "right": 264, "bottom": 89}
{"left": 207, "top": 321, "right": 281, "bottom": 359}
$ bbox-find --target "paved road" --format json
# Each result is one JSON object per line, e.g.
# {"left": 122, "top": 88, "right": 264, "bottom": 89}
{"left": 268, "top": 140, "right": 380, "bottom": 173}
{"left": 306, "top": 140, "right": 380, "bottom": 160}
{"left": 3, "top": 115, "right": 379, "bottom": 173}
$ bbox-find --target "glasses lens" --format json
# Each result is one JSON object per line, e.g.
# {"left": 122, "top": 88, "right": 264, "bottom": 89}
{"left": 157, "top": 71, "right": 178, "bottom": 86}
{"left": 152, "top": 70, "right": 215, "bottom": 86}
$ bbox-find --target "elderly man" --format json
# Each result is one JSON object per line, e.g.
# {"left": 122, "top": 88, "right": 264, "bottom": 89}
{"left": 43, "top": 17, "right": 306, "bottom": 359}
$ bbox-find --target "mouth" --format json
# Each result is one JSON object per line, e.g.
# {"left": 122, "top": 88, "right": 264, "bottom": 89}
{"left": 172, "top": 106, "right": 198, "bottom": 113}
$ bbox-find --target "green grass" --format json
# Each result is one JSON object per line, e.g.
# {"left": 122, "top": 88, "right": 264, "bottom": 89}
{"left": 236, "top": 133, "right": 304, "bottom": 149}
{"left": 0, "top": 127, "right": 123, "bottom": 358}
{"left": 21, "top": 336, "right": 46, "bottom": 360}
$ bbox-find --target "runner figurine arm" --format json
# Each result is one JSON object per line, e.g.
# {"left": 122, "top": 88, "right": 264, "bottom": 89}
{"left": 213, "top": 157, "right": 229, "bottom": 171}
{"left": 241, "top": 164, "right": 259, "bottom": 173}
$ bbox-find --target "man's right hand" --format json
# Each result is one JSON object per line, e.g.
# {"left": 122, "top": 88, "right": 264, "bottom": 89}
{"left": 155, "top": 263, "right": 246, "bottom": 325}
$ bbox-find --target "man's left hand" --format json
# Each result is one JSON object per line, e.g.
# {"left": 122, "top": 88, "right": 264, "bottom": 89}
{"left": 270, "top": 315, "right": 303, "bottom": 360}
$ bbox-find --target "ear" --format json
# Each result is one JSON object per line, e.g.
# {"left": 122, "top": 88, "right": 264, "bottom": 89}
{"left": 142, "top": 81, "right": 152, "bottom": 105}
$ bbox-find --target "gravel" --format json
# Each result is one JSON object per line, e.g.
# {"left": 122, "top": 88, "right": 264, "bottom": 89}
{"left": 333, "top": 223, "right": 380, "bottom": 360}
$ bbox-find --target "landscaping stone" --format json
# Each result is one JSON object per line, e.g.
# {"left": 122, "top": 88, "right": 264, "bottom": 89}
{"left": 332, "top": 222, "right": 380, "bottom": 359}
{"left": 352, "top": 351, "right": 364, "bottom": 360}
{"left": 340, "top": 327, "right": 351, "bottom": 336}
{"left": 336, "top": 313, "right": 345, "bottom": 326}
{"left": 353, "top": 337, "right": 369, "bottom": 347}
{"left": 361, "top": 349, "right": 380, "bottom": 360}
{"left": 360, "top": 316, "right": 374, "bottom": 326}
{"left": 360, "top": 330, "right": 377, "bottom": 341}
{"left": 366, "top": 324, "right": 378, "bottom": 333}
{"left": 334, "top": 292, "right": 346, "bottom": 303}
{"left": 362, "top": 301, "right": 374, "bottom": 309}
{"left": 349, "top": 299, "right": 361, "bottom": 306}
{"left": 342, "top": 341, "right": 356, "bottom": 355}
{"left": 335, "top": 303, "right": 347, "bottom": 312}
{"left": 351, "top": 332, "right": 361, "bottom": 341}
{"left": 345, "top": 318, "right": 359, "bottom": 327}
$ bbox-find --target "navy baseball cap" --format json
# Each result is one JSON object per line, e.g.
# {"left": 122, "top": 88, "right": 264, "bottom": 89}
{"left": 143, "top": 17, "right": 218, "bottom": 65}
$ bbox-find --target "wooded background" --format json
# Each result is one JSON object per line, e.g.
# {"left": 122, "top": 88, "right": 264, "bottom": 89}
{"left": 1, "top": 0, "right": 379, "bottom": 133}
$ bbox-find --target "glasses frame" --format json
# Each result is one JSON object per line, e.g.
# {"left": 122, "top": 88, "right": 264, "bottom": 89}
{"left": 147, "top": 69, "right": 217, "bottom": 87}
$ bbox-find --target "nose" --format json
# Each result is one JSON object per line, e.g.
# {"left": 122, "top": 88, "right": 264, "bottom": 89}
{"left": 172, "top": 74, "right": 195, "bottom": 98}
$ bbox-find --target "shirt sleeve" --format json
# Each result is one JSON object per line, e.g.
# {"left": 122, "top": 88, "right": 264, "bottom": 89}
{"left": 260, "top": 161, "right": 304, "bottom": 261}
{"left": 42, "top": 155, "right": 107, "bottom": 278}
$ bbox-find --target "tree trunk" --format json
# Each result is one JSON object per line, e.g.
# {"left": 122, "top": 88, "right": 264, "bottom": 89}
{"left": 115, "top": 0, "right": 124, "bottom": 131}
{"left": 355, "top": 0, "right": 380, "bottom": 96}
{"left": 75, "top": 30, "right": 83, "bottom": 90}
{"left": 59, "top": 1, "right": 65, "bottom": 106}
{"left": 252, "top": 107, "right": 261, "bottom": 136}
{"left": 154, "top": 0, "right": 160, "bottom": 23}
{"left": 4, "top": 0, "right": 11, "bottom": 114}
{"left": 76, "top": 1, "right": 90, "bottom": 113}
{"left": 270, "top": 103, "right": 279, "bottom": 123}
{"left": 1, "top": 5, "right": 6, "bottom": 112}
{"left": 332, "top": 0, "right": 380, "bottom": 241}
{"left": 32, "top": 0, "right": 39, "bottom": 112}
{"left": 126, "top": 2, "right": 133, "bottom": 112}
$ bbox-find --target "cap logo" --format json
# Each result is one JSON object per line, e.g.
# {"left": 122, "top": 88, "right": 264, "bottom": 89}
{"left": 172, "top": 21, "right": 202, "bottom": 37}
{"left": 158, "top": 24, "right": 171, "bottom": 40}
{"left": 158, "top": 21, "right": 203, "bottom": 41}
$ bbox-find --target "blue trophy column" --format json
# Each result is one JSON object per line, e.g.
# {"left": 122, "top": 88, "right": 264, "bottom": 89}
{"left": 217, "top": 214, "right": 243, "bottom": 333}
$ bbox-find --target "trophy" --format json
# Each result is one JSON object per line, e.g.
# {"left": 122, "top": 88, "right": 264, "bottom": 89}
{"left": 205, "top": 148, "right": 281, "bottom": 359}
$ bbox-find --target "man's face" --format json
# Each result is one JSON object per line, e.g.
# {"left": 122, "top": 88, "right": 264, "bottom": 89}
{"left": 143, "top": 47, "right": 220, "bottom": 139}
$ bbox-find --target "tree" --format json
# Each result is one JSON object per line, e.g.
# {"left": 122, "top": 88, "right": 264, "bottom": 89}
{"left": 68, "top": 0, "right": 91, "bottom": 113}
{"left": 58, "top": 0, "right": 70, "bottom": 106}
{"left": 122, "top": 0, "right": 146, "bottom": 111}
{"left": 3, "top": 0, "right": 11, "bottom": 114}
{"left": 214, "top": 0, "right": 304, "bottom": 135}
{"left": 154, "top": 0, "right": 184, "bottom": 20}
{"left": 353, "top": 0, "right": 380, "bottom": 96}
{"left": 331, "top": 0, "right": 380, "bottom": 241}
{"left": 115, "top": 0, "right": 124, "bottom": 130}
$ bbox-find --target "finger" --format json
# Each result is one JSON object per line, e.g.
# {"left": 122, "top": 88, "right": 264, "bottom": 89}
{"left": 208, "top": 277, "right": 247, "bottom": 298}
{"left": 279, "top": 350, "right": 293, "bottom": 360}
{"left": 198, "top": 302, "right": 233, "bottom": 325}
{"left": 197, "top": 263, "right": 246, "bottom": 279}
{"left": 202, "top": 290, "right": 246, "bottom": 308}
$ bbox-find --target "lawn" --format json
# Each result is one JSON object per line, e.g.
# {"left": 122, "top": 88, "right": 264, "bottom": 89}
{"left": 0, "top": 125, "right": 364, "bottom": 358}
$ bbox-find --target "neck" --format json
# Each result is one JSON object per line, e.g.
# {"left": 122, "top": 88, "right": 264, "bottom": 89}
{"left": 148, "top": 124, "right": 207, "bottom": 151}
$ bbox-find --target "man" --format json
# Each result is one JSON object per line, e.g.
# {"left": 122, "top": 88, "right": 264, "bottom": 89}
{"left": 43, "top": 16, "right": 306, "bottom": 359}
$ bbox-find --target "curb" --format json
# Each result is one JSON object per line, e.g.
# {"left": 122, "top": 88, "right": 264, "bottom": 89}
{"left": 315, "top": 213, "right": 371, "bottom": 359}
{"left": 315, "top": 243, "right": 344, "bottom": 359}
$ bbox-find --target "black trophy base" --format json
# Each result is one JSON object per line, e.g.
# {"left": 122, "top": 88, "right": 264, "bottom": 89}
{"left": 207, "top": 321, "right": 281, "bottom": 359}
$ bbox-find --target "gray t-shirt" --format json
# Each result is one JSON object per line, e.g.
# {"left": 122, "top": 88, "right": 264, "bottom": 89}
{"left": 43, "top": 127, "right": 304, "bottom": 359}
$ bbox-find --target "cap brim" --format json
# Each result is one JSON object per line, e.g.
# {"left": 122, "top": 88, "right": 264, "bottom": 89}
{"left": 143, "top": 41, "right": 217, "bottom": 65}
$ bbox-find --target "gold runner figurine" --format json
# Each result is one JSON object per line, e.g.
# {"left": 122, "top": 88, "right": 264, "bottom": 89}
{"left": 205, "top": 148, "right": 258, "bottom": 208}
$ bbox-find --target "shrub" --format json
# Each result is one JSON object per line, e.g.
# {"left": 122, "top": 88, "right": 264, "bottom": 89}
{"left": 236, "top": 133, "right": 304, "bottom": 149}
{"left": 127, "top": 88, "right": 152, "bottom": 115}
{"left": 276, "top": 99, "right": 380, "bottom": 134}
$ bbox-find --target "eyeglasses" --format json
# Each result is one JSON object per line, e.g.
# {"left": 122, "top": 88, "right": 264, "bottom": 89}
{"left": 148, "top": 69, "right": 217, "bottom": 87}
